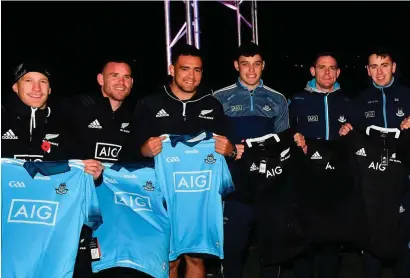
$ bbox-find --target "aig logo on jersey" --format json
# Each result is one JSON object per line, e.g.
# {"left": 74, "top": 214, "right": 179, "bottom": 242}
{"left": 265, "top": 166, "right": 283, "bottom": 178}
{"left": 368, "top": 161, "right": 386, "bottom": 172}
{"left": 8, "top": 199, "right": 59, "bottom": 226}
{"left": 307, "top": 115, "right": 319, "bottom": 122}
{"left": 174, "top": 170, "right": 212, "bottom": 192}
{"left": 115, "top": 192, "right": 152, "bottom": 212}
{"left": 95, "top": 142, "right": 122, "bottom": 161}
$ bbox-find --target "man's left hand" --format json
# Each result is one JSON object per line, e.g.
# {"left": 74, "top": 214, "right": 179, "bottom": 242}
{"left": 213, "top": 135, "right": 234, "bottom": 156}
{"left": 400, "top": 116, "right": 410, "bottom": 130}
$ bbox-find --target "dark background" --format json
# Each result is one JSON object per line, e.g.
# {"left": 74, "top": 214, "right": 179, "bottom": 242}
{"left": 2, "top": 1, "right": 410, "bottom": 105}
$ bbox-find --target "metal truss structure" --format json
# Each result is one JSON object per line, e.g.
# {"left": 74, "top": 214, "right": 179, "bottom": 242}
{"left": 164, "top": 0, "right": 259, "bottom": 74}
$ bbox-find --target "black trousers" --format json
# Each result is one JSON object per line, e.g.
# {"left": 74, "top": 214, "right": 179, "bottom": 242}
{"left": 363, "top": 250, "right": 410, "bottom": 278}
{"left": 222, "top": 200, "right": 280, "bottom": 278}
{"left": 293, "top": 243, "right": 341, "bottom": 278}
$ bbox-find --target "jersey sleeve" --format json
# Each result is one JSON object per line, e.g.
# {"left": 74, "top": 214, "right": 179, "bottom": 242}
{"left": 83, "top": 173, "right": 103, "bottom": 230}
{"left": 219, "top": 156, "right": 235, "bottom": 197}
{"left": 273, "top": 97, "right": 290, "bottom": 133}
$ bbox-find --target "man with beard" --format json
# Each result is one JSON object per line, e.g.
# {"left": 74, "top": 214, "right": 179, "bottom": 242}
{"left": 120, "top": 44, "right": 241, "bottom": 278}
{"left": 57, "top": 57, "right": 135, "bottom": 278}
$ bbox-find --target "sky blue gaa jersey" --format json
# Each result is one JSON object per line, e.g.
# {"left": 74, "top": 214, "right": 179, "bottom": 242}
{"left": 154, "top": 131, "right": 234, "bottom": 261}
{"left": 1, "top": 158, "right": 102, "bottom": 278}
{"left": 92, "top": 163, "right": 170, "bottom": 278}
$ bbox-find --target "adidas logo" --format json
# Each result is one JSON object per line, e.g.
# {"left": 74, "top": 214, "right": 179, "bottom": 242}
{"left": 2, "top": 129, "right": 18, "bottom": 139}
{"left": 356, "top": 148, "right": 367, "bottom": 157}
{"left": 156, "top": 109, "right": 169, "bottom": 118}
{"left": 250, "top": 163, "right": 259, "bottom": 171}
{"left": 88, "top": 120, "right": 102, "bottom": 129}
{"left": 310, "top": 151, "right": 322, "bottom": 160}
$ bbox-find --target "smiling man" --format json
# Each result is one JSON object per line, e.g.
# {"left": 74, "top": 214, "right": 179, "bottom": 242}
{"left": 120, "top": 43, "right": 238, "bottom": 278}
{"left": 340, "top": 47, "right": 410, "bottom": 132}
{"left": 213, "top": 42, "right": 289, "bottom": 278}
{"left": 288, "top": 52, "right": 354, "bottom": 278}
{"left": 56, "top": 57, "right": 136, "bottom": 278}
{"left": 1, "top": 60, "right": 64, "bottom": 161}
{"left": 338, "top": 48, "right": 410, "bottom": 278}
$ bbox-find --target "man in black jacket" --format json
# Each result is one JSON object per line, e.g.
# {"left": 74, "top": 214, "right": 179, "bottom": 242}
{"left": 291, "top": 52, "right": 354, "bottom": 278}
{"left": 121, "top": 44, "right": 242, "bottom": 278}
{"left": 2, "top": 60, "right": 63, "bottom": 161}
{"left": 57, "top": 57, "right": 136, "bottom": 278}
{"left": 339, "top": 47, "right": 410, "bottom": 278}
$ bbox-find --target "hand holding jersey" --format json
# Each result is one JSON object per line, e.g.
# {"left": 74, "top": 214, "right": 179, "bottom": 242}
{"left": 83, "top": 159, "right": 105, "bottom": 180}
{"left": 400, "top": 116, "right": 410, "bottom": 130}
{"left": 213, "top": 134, "right": 235, "bottom": 156}
{"left": 141, "top": 136, "right": 167, "bottom": 157}
{"left": 293, "top": 133, "right": 307, "bottom": 154}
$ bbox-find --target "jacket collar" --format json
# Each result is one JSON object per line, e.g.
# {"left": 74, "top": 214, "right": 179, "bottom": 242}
{"left": 372, "top": 76, "right": 396, "bottom": 90}
{"left": 236, "top": 78, "right": 264, "bottom": 92}
{"left": 163, "top": 84, "right": 212, "bottom": 102}
{"left": 305, "top": 78, "right": 341, "bottom": 94}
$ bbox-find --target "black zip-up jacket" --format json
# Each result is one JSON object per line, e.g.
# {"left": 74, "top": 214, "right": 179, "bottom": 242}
{"left": 57, "top": 93, "right": 134, "bottom": 162}
{"left": 1, "top": 92, "right": 63, "bottom": 161}
{"left": 120, "top": 85, "right": 231, "bottom": 162}
{"left": 352, "top": 78, "right": 410, "bottom": 129}
{"left": 289, "top": 79, "right": 352, "bottom": 140}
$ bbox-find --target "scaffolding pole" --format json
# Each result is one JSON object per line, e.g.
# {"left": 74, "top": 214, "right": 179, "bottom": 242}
{"left": 193, "top": 0, "right": 200, "bottom": 49}
{"left": 164, "top": 0, "right": 171, "bottom": 74}
{"left": 219, "top": 0, "right": 260, "bottom": 46}
{"left": 236, "top": 0, "right": 241, "bottom": 46}
{"left": 253, "top": 0, "right": 259, "bottom": 44}
{"left": 185, "top": 0, "right": 193, "bottom": 45}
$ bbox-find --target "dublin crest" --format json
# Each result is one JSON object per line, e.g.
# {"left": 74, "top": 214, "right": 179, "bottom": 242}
{"left": 205, "top": 154, "right": 216, "bottom": 164}
{"left": 143, "top": 181, "right": 155, "bottom": 191}
{"left": 55, "top": 183, "right": 68, "bottom": 195}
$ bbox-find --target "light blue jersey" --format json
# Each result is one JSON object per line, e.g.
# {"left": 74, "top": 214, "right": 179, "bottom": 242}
{"left": 154, "top": 131, "right": 234, "bottom": 261}
{"left": 92, "top": 163, "right": 170, "bottom": 278}
{"left": 1, "top": 158, "right": 102, "bottom": 278}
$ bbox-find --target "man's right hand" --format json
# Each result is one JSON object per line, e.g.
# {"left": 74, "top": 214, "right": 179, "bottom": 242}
{"left": 141, "top": 136, "right": 167, "bottom": 157}
{"left": 83, "top": 159, "right": 104, "bottom": 181}
{"left": 339, "top": 123, "right": 353, "bottom": 136}
{"left": 294, "top": 133, "right": 307, "bottom": 154}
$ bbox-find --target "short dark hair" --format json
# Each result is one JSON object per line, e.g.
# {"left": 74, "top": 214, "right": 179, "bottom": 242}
{"left": 100, "top": 57, "right": 134, "bottom": 75}
{"left": 368, "top": 46, "right": 395, "bottom": 64}
{"left": 171, "top": 44, "right": 202, "bottom": 65}
{"left": 235, "top": 42, "right": 263, "bottom": 61}
{"left": 311, "top": 52, "right": 339, "bottom": 68}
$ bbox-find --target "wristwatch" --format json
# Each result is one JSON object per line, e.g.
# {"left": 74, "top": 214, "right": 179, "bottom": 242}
{"left": 229, "top": 145, "right": 238, "bottom": 159}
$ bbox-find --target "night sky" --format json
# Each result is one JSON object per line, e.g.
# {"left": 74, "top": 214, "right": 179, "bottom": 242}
{"left": 2, "top": 1, "right": 410, "bottom": 105}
